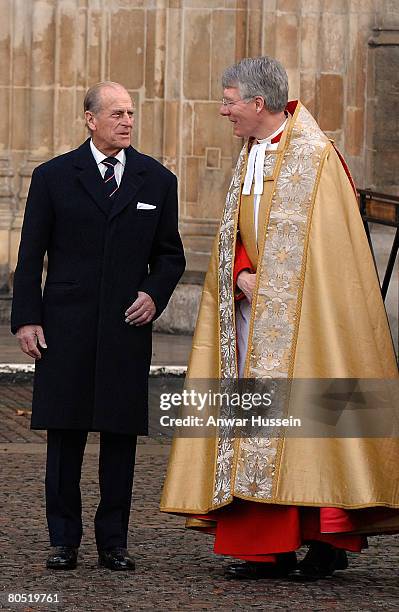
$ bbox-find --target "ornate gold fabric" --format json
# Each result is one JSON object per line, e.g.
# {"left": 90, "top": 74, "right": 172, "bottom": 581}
{"left": 160, "top": 102, "right": 399, "bottom": 522}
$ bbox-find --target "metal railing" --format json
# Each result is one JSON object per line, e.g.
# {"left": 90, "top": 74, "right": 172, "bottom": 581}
{"left": 358, "top": 189, "right": 399, "bottom": 301}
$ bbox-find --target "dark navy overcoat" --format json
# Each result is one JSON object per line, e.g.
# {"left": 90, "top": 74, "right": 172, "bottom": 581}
{"left": 11, "top": 139, "right": 185, "bottom": 434}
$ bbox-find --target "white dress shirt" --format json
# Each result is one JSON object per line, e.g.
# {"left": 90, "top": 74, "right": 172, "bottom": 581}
{"left": 90, "top": 139, "right": 126, "bottom": 187}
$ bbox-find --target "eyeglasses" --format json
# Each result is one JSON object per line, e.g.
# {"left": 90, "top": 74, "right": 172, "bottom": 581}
{"left": 221, "top": 97, "right": 253, "bottom": 106}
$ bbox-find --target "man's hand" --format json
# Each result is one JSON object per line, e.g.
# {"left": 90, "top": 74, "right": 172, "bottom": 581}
{"left": 16, "top": 325, "right": 47, "bottom": 360}
{"left": 125, "top": 291, "right": 156, "bottom": 326}
{"left": 237, "top": 270, "right": 257, "bottom": 303}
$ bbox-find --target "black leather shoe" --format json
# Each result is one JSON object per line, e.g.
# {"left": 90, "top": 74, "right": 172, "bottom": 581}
{"left": 46, "top": 546, "right": 78, "bottom": 570}
{"left": 288, "top": 542, "right": 348, "bottom": 581}
{"left": 225, "top": 552, "right": 297, "bottom": 579}
{"left": 98, "top": 547, "right": 135, "bottom": 571}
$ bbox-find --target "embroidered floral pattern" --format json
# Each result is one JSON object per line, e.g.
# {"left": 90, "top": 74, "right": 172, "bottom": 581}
{"left": 234, "top": 106, "right": 329, "bottom": 499}
{"left": 213, "top": 105, "right": 329, "bottom": 506}
{"left": 263, "top": 152, "right": 278, "bottom": 179}
{"left": 218, "top": 145, "right": 246, "bottom": 379}
{"left": 213, "top": 145, "right": 246, "bottom": 505}
{"left": 234, "top": 438, "right": 276, "bottom": 498}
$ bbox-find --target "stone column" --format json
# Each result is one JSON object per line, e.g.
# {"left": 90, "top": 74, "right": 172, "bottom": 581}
{"left": 11, "top": 0, "right": 57, "bottom": 277}
{"left": 164, "top": 1, "right": 183, "bottom": 179}
{"left": 140, "top": 0, "right": 167, "bottom": 160}
{"left": 0, "top": 0, "right": 14, "bottom": 299}
{"left": 153, "top": 0, "right": 250, "bottom": 332}
{"left": 367, "top": 24, "right": 399, "bottom": 193}
{"left": 53, "top": 0, "right": 81, "bottom": 155}
{"left": 298, "top": 0, "right": 320, "bottom": 116}
{"left": 178, "top": 0, "right": 248, "bottom": 273}
{"left": 343, "top": 0, "right": 378, "bottom": 182}
{"left": 109, "top": 0, "right": 146, "bottom": 151}
{"left": 0, "top": 157, "right": 14, "bottom": 295}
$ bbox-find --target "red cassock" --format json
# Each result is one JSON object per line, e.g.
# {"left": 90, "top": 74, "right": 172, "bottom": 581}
{"left": 195, "top": 503, "right": 370, "bottom": 560}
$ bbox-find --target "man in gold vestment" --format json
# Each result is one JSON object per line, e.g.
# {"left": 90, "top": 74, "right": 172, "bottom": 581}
{"left": 161, "top": 57, "right": 399, "bottom": 581}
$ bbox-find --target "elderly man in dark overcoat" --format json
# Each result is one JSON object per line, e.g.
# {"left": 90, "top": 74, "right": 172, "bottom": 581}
{"left": 11, "top": 81, "right": 185, "bottom": 571}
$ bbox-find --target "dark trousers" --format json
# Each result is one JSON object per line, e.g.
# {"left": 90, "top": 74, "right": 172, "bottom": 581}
{"left": 45, "top": 429, "right": 137, "bottom": 551}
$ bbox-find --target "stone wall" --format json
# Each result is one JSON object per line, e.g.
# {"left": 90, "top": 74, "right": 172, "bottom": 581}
{"left": 0, "top": 0, "right": 397, "bottom": 327}
{"left": 369, "top": 27, "right": 399, "bottom": 195}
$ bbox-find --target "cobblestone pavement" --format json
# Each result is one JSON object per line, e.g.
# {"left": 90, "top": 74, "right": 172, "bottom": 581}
{"left": 1, "top": 384, "right": 399, "bottom": 611}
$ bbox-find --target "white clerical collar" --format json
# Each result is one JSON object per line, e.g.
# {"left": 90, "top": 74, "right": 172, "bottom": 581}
{"left": 242, "top": 118, "right": 288, "bottom": 196}
{"left": 90, "top": 139, "right": 126, "bottom": 167}
{"left": 257, "top": 117, "right": 288, "bottom": 144}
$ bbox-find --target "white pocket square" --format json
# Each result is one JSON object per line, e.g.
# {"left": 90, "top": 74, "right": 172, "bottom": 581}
{"left": 137, "top": 202, "right": 156, "bottom": 210}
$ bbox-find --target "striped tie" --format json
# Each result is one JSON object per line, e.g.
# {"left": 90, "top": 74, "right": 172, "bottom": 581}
{"left": 102, "top": 157, "right": 119, "bottom": 198}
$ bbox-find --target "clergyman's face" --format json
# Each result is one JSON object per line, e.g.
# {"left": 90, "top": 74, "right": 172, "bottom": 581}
{"left": 85, "top": 85, "right": 134, "bottom": 156}
{"left": 220, "top": 87, "right": 258, "bottom": 138}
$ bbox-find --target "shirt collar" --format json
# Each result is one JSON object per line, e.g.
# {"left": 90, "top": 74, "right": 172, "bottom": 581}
{"left": 90, "top": 139, "right": 126, "bottom": 166}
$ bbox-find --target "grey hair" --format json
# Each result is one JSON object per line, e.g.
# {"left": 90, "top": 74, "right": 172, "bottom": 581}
{"left": 83, "top": 81, "right": 125, "bottom": 114}
{"left": 222, "top": 56, "right": 288, "bottom": 112}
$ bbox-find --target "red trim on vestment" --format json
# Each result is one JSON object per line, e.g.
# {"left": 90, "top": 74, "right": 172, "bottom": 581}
{"left": 333, "top": 144, "right": 357, "bottom": 195}
{"left": 286, "top": 100, "right": 299, "bottom": 115}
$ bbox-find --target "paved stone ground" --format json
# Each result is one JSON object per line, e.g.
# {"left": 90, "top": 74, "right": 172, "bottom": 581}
{"left": 1, "top": 384, "right": 399, "bottom": 611}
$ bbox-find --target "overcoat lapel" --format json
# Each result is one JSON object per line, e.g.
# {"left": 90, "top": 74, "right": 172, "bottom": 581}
{"left": 73, "top": 139, "right": 111, "bottom": 217}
